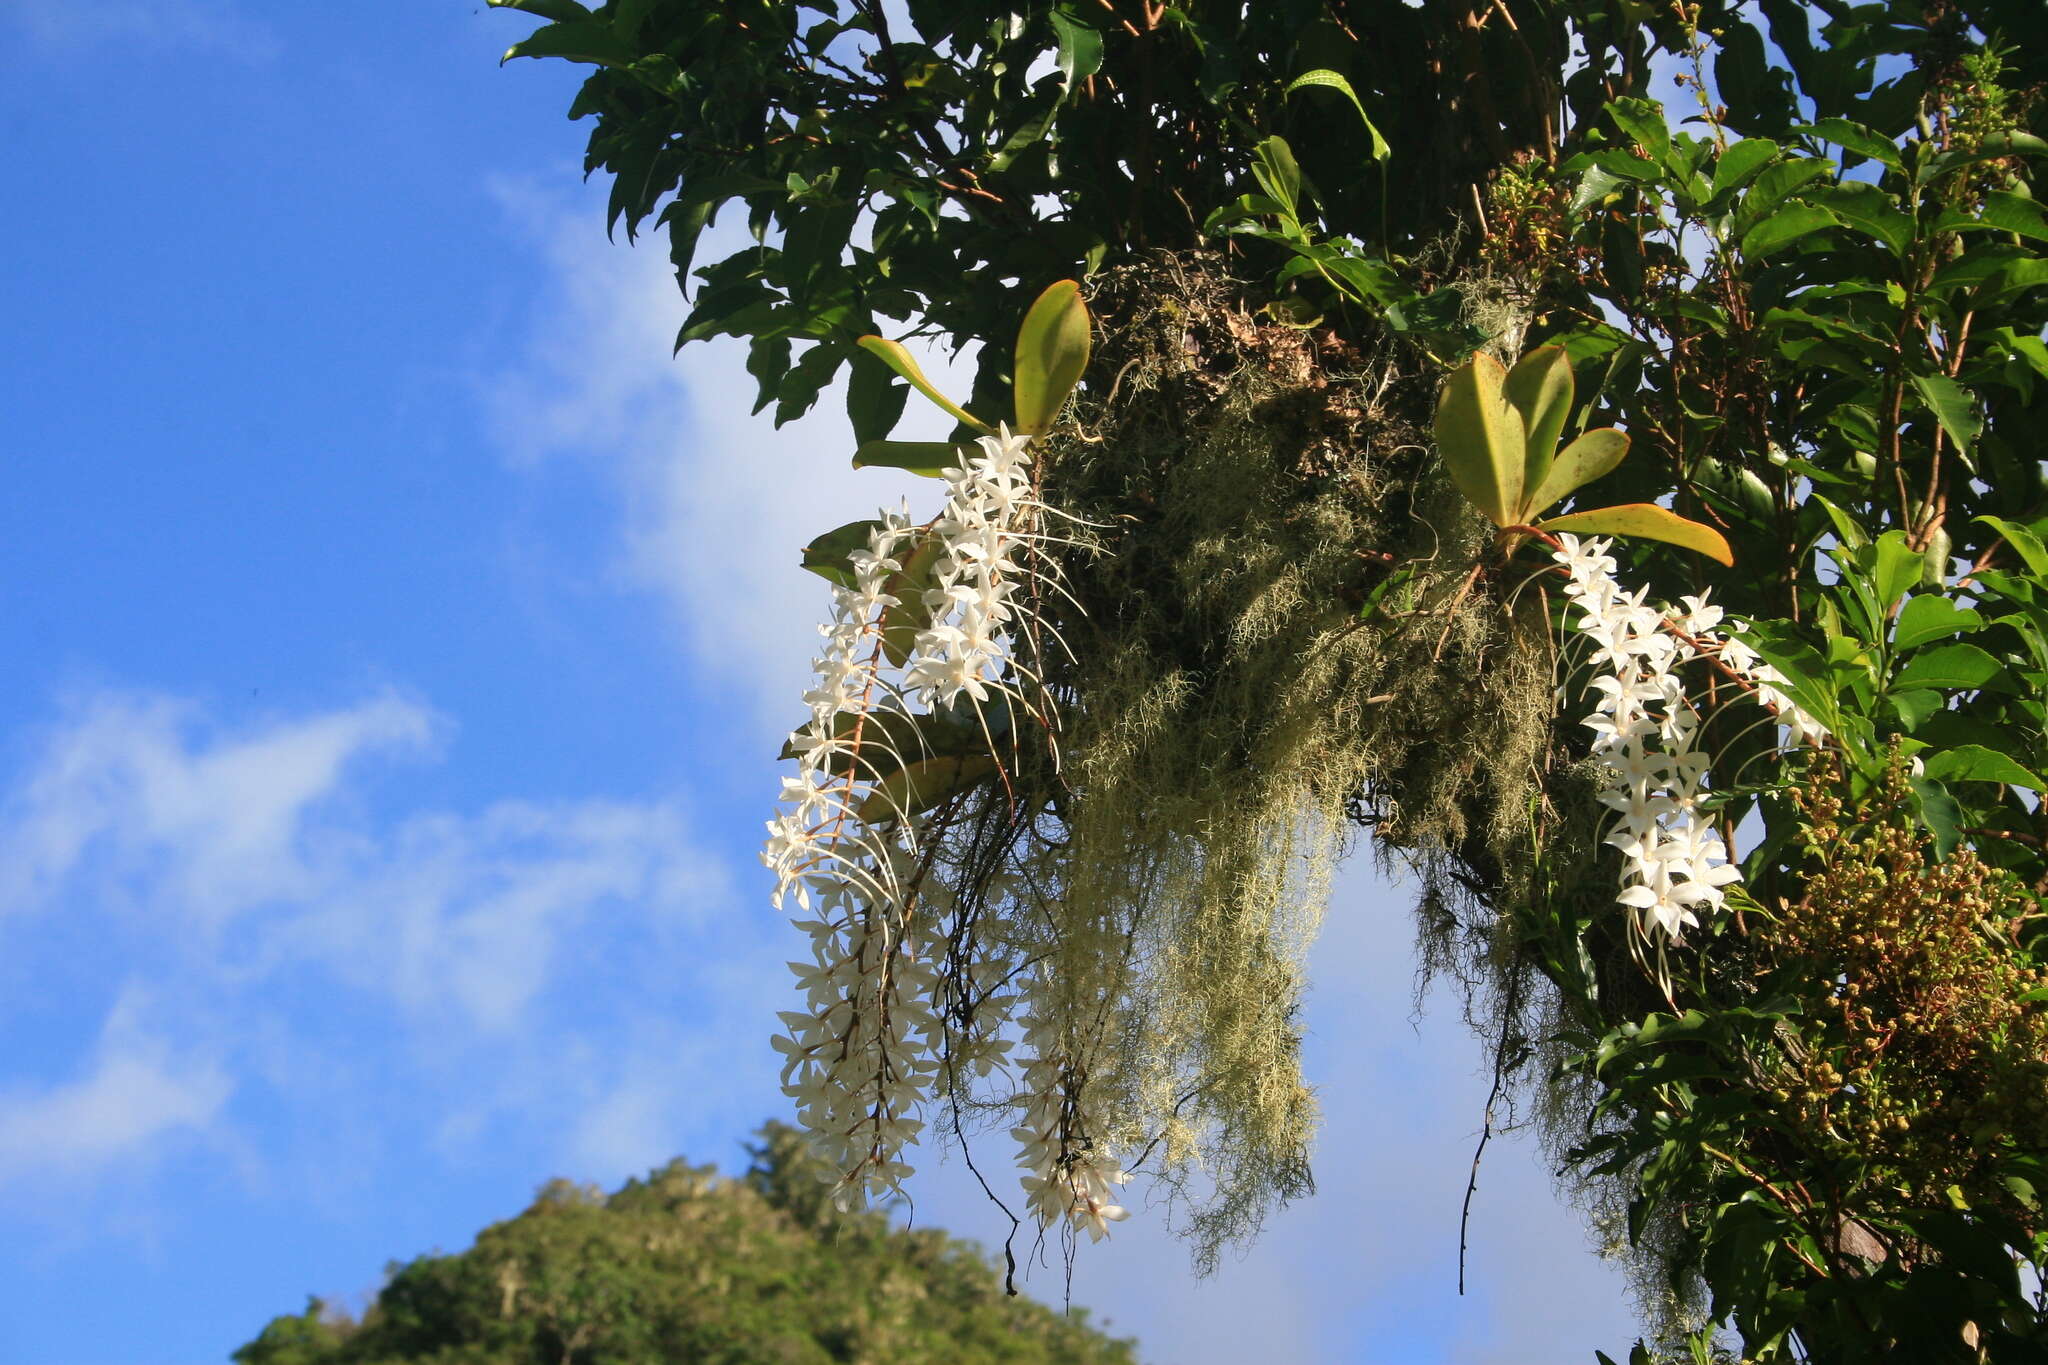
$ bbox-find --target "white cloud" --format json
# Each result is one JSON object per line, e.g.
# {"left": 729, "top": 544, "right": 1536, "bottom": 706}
{"left": 0, "top": 987, "right": 230, "bottom": 1184}
{"left": 0, "top": 686, "right": 774, "bottom": 1202}
{"left": 0, "top": 689, "right": 434, "bottom": 927}
{"left": 479, "top": 181, "right": 967, "bottom": 737}
{"left": 0, "top": 0, "right": 276, "bottom": 60}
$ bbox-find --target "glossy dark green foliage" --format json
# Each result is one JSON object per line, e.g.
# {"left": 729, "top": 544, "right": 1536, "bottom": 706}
{"left": 234, "top": 1122, "right": 1135, "bottom": 1365}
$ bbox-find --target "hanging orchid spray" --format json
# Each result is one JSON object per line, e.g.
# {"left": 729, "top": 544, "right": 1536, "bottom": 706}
{"left": 1433, "top": 349, "right": 1826, "bottom": 952}
{"left": 763, "top": 283, "right": 1129, "bottom": 1241}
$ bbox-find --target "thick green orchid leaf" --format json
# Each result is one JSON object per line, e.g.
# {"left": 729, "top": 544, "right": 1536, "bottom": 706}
{"left": 1522, "top": 428, "right": 1630, "bottom": 521}
{"left": 856, "top": 335, "right": 991, "bottom": 434}
{"left": 858, "top": 753, "right": 998, "bottom": 824}
{"left": 1433, "top": 353, "right": 1525, "bottom": 527}
{"left": 1502, "top": 346, "right": 1574, "bottom": 503}
{"left": 852, "top": 441, "right": 970, "bottom": 478}
{"left": 800, "top": 518, "right": 885, "bottom": 586}
{"left": 1013, "top": 279, "right": 1090, "bottom": 435}
{"left": 780, "top": 704, "right": 985, "bottom": 788}
{"left": 880, "top": 532, "right": 946, "bottom": 667}
{"left": 1538, "top": 503, "right": 1735, "bottom": 565}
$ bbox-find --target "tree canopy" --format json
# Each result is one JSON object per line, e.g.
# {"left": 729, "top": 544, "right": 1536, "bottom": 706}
{"left": 491, "top": 1, "right": 2048, "bottom": 1358}
{"left": 232, "top": 1122, "right": 1134, "bottom": 1365}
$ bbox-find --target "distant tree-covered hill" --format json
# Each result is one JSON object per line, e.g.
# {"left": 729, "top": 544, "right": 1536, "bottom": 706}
{"left": 233, "top": 1123, "right": 1136, "bottom": 1365}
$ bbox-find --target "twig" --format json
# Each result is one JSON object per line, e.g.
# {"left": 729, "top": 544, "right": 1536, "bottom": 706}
{"left": 1459, "top": 957, "right": 1524, "bottom": 1294}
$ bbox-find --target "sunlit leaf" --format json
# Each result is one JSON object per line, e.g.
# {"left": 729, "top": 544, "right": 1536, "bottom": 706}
{"left": 1013, "top": 279, "right": 1090, "bottom": 435}
{"left": 856, "top": 335, "right": 991, "bottom": 433}
{"left": 1872, "top": 531, "right": 1922, "bottom": 610}
{"left": 1709, "top": 138, "right": 1780, "bottom": 201}
{"left": 1920, "top": 744, "right": 2044, "bottom": 791}
{"left": 1521, "top": 428, "right": 1629, "bottom": 521}
{"left": 1502, "top": 346, "right": 1574, "bottom": 504}
{"left": 1433, "top": 354, "right": 1524, "bottom": 526}
{"left": 1892, "top": 642, "right": 2005, "bottom": 692}
{"left": 1893, "top": 595, "right": 1983, "bottom": 653}
{"left": 1977, "top": 516, "right": 2048, "bottom": 576}
{"left": 1537, "top": 504, "right": 1734, "bottom": 565}
{"left": 1741, "top": 203, "right": 1836, "bottom": 259}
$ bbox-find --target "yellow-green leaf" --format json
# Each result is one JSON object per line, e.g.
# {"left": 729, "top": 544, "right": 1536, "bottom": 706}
{"left": 856, "top": 335, "right": 991, "bottom": 434}
{"left": 1502, "top": 346, "right": 1574, "bottom": 510}
{"left": 1432, "top": 354, "right": 1525, "bottom": 527}
{"left": 852, "top": 440, "right": 970, "bottom": 478}
{"left": 1013, "top": 280, "right": 1090, "bottom": 435}
{"left": 858, "top": 753, "right": 997, "bottom": 824}
{"left": 1538, "top": 503, "right": 1734, "bottom": 565}
{"left": 1521, "top": 428, "right": 1630, "bottom": 521}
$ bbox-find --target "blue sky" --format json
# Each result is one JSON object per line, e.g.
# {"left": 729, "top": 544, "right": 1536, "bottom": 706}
{"left": 0, "top": 4, "right": 1645, "bottom": 1361}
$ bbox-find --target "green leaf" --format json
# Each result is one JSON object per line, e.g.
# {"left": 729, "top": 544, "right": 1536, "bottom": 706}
{"left": 846, "top": 345, "right": 908, "bottom": 445}
{"left": 1810, "top": 493, "right": 1869, "bottom": 550}
{"left": 1893, "top": 595, "right": 1984, "bottom": 653}
{"left": 1891, "top": 642, "right": 2004, "bottom": 691}
{"left": 1797, "top": 118, "right": 1903, "bottom": 171}
{"left": 1817, "top": 182, "right": 1915, "bottom": 255}
{"left": 857, "top": 753, "right": 997, "bottom": 824}
{"left": 856, "top": 335, "right": 990, "bottom": 434}
{"left": 1522, "top": 428, "right": 1629, "bottom": 521}
{"left": 1537, "top": 504, "right": 1734, "bottom": 565}
{"left": 1608, "top": 97, "right": 1672, "bottom": 171}
{"left": 1502, "top": 346, "right": 1574, "bottom": 507}
{"left": 1012, "top": 279, "right": 1091, "bottom": 435}
{"left": 1909, "top": 776, "right": 1964, "bottom": 858}
{"left": 1709, "top": 137, "right": 1780, "bottom": 201}
{"left": 1250, "top": 136, "right": 1303, "bottom": 218}
{"left": 800, "top": 519, "right": 884, "bottom": 587}
{"left": 1908, "top": 373, "right": 1981, "bottom": 461}
{"left": 851, "top": 441, "right": 968, "bottom": 478}
{"left": 500, "top": 18, "right": 636, "bottom": 66}
{"left": 487, "top": 0, "right": 594, "bottom": 22}
{"left": 1920, "top": 744, "right": 2044, "bottom": 791}
{"left": 1888, "top": 687, "right": 1943, "bottom": 730}
{"left": 1283, "top": 70, "right": 1390, "bottom": 162}
{"left": 1570, "top": 163, "right": 1626, "bottom": 217}
{"left": 1922, "top": 130, "right": 2048, "bottom": 183}
{"left": 1433, "top": 354, "right": 1524, "bottom": 526}
{"left": 1048, "top": 11, "right": 1104, "bottom": 87}
{"left": 1872, "top": 530, "right": 1922, "bottom": 610}
{"left": 1977, "top": 516, "right": 2048, "bottom": 576}
{"left": 1734, "top": 159, "right": 1832, "bottom": 231}
{"left": 778, "top": 706, "right": 980, "bottom": 783}
{"left": 1942, "top": 192, "right": 2048, "bottom": 244}
{"left": 1741, "top": 204, "right": 1837, "bottom": 260}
